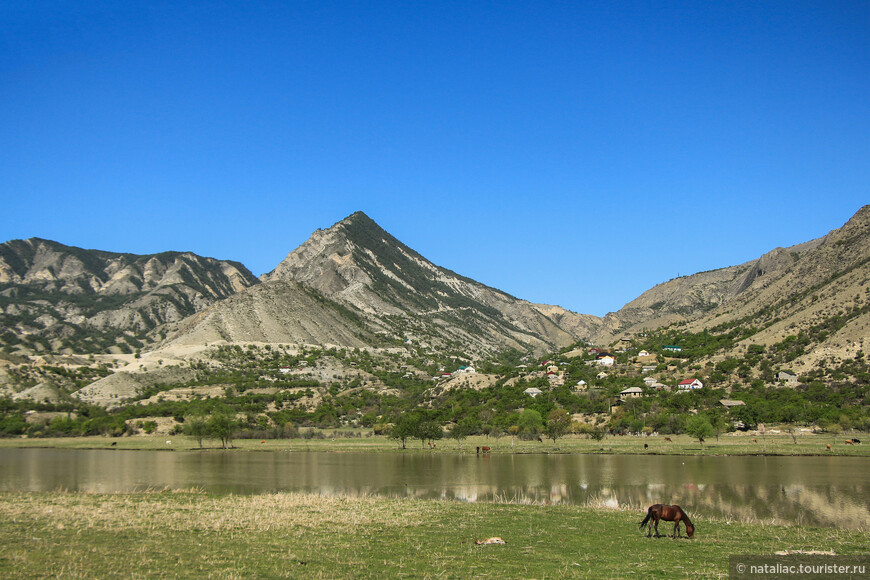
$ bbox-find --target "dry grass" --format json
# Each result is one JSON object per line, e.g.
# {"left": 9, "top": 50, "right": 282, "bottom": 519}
{"left": 2, "top": 490, "right": 868, "bottom": 579}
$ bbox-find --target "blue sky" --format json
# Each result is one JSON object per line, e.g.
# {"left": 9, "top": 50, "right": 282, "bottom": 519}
{"left": 2, "top": 1, "right": 868, "bottom": 316}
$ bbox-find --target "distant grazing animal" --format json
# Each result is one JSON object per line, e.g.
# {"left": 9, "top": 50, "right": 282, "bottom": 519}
{"left": 537, "top": 436, "right": 543, "bottom": 442}
{"left": 852, "top": 438, "right": 861, "bottom": 444}
{"left": 845, "top": 440, "right": 854, "bottom": 445}
{"left": 752, "top": 439, "right": 758, "bottom": 443}
{"left": 110, "top": 441, "right": 117, "bottom": 446}
{"left": 664, "top": 437, "right": 672, "bottom": 442}
{"left": 826, "top": 444, "right": 833, "bottom": 451}
{"left": 476, "top": 446, "right": 491, "bottom": 454}
{"left": 475, "top": 537, "right": 506, "bottom": 545}
{"left": 644, "top": 443, "right": 649, "bottom": 449}
{"left": 639, "top": 504, "right": 694, "bottom": 539}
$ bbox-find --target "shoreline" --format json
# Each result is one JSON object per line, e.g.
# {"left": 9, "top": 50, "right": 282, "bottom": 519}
{"left": 1, "top": 432, "right": 868, "bottom": 457}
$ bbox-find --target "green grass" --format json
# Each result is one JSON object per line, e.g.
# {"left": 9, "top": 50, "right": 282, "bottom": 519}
{"left": 1, "top": 490, "right": 867, "bottom": 579}
{"left": 2, "top": 432, "right": 869, "bottom": 457}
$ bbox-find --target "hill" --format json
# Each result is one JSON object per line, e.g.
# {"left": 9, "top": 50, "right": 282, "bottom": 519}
{"left": 0, "top": 238, "right": 260, "bottom": 354}
{"left": 167, "top": 211, "right": 602, "bottom": 357}
{"left": 601, "top": 206, "right": 870, "bottom": 372}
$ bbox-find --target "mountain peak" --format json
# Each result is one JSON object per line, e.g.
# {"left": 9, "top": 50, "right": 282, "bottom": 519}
{"left": 258, "top": 212, "right": 594, "bottom": 355}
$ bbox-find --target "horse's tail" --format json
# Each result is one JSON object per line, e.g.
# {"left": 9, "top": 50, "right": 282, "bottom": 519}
{"left": 639, "top": 507, "right": 652, "bottom": 528}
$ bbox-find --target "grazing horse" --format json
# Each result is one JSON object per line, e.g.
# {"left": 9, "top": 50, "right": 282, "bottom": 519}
{"left": 476, "top": 446, "right": 491, "bottom": 454}
{"left": 845, "top": 440, "right": 854, "bottom": 445}
{"left": 639, "top": 504, "right": 694, "bottom": 539}
{"left": 664, "top": 437, "right": 673, "bottom": 442}
{"left": 827, "top": 444, "right": 833, "bottom": 451}
{"left": 852, "top": 438, "right": 861, "bottom": 444}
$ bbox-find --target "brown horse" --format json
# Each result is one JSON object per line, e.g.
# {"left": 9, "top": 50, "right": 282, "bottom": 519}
{"left": 639, "top": 504, "right": 694, "bottom": 539}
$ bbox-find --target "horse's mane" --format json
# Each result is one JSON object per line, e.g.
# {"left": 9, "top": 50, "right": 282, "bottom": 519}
{"left": 678, "top": 506, "right": 694, "bottom": 527}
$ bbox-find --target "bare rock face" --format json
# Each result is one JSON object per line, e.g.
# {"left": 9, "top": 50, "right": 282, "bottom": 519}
{"left": 255, "top": 212, "right": 602, "bottom": 356}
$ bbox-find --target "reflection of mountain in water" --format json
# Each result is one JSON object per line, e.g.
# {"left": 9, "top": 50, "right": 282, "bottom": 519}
{"left": 2, "top": 450, "right": 867, "bottom": 530}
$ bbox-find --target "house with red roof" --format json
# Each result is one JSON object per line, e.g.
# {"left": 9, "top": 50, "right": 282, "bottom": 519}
{"left": 677, "top": 378, "right": 704, "bottom": 390}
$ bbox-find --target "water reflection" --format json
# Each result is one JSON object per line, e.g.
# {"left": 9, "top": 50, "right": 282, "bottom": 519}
{"left": 0, "top": 449, "right": 866, "bottom": 529}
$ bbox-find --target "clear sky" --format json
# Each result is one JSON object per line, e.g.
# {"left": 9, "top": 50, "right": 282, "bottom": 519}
{"left": 2, "top": 1, "right": 868, "bottom": 316}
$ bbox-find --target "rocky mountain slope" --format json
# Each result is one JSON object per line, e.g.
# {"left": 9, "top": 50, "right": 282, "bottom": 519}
{"left": 168, "top": 212, "right": 601, "bottom": 357}
{"left": 0, "top": 238, "right": 260, "bottom": 354}
{"left": 602, "top": 205, "right": 870, "bottom": 372}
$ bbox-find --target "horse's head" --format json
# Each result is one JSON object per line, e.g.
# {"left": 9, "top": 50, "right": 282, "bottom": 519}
{"left": 685, "top": 522, "right": 695, "bottom": 538}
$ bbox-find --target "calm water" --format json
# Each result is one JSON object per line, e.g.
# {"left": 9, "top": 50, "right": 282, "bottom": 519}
{"left": 1, "top": 449, "right": 867, "bottom": 529}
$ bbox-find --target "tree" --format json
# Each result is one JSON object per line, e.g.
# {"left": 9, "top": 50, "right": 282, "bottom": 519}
{"left": 390, "top": 413, "right": 420, "bottom": 449}
{"left": 450, "top": 417, "right": 476, "bottom": 449}
{"left": 417, "top": 420, "right": 443, "bottom": 447}
{"left": 545, "top": 408, "right": 571, "bottom": 446}
{"left": 518, "top": 409, "right": 543, "bottom": 439}
{"left": 207, "top": 413, "right": 238, "bottom": 449}
{"left": 184, "top": 414, "right": 208, "bottom": 448}
{"left": 685, "top": 415, "right": 715, "bottom": 446}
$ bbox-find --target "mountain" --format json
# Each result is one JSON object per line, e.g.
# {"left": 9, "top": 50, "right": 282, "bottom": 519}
{"left": 602, "top": 205, "right": 870, "bottom": 371}
{"left": 0, "top": 238, "right": 260, "bottom": 354}
{"left": 166, "top": 212, "right": 601, "bottom": 356}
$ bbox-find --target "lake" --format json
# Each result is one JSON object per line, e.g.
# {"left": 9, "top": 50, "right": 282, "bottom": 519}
{"left": 1, "top": 449, "right": 867, "bottom": 529}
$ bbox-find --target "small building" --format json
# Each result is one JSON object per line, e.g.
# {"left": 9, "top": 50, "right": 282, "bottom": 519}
{"left": 677, "top": 378, "right": 704, "bottom": 390}
{"left": 637, "top": 350, "right": 650, "bottom": 357}
{"left": 575, "top": 380, "right": 587, "bottom": 391}
{"left": 663, "top": 345, "right": 682, "bottom": 352}
{"left": 596, "top": 372, "right": 609, "bottom": 380}
{"left": 619, "top": 386, "right": 644, "bottom": 400}
{"left": 720, "top": 399, "right": 746, "bottom": 409}
{"left": 777, "top": 371, "right": 798, "bottom": 386}
{"left": 643, "top": 377, "right": 657, "bottom": 386}
{"left": 524, "top": 387, "right": 543, "bottom": 398}
{"left": 597, "top": 356, "right": 615, "bottom": 367}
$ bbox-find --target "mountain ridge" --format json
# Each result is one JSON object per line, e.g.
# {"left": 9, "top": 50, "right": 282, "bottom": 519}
{"left": 0, "top": 238, "right": 260, "bottom": 354}
{"left": 186, "top": 211, "right": 601, "bottom": 356}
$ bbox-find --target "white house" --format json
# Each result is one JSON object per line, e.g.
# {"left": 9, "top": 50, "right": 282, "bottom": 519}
{"left": 597, "top": 356, "right": 615, "bottom": 367}
{"left": 677, "top": 378, "right": 704, "bottom": 390}
{"left": 524, "top": 387, "right": 543, "bottom": 398}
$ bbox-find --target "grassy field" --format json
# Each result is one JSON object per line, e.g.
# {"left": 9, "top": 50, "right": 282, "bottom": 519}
{"left": 1, "top": 431, "right": 868, "bottom": 456}
{"left": 1, "top": 490, "right": 867, "bottom": 579}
